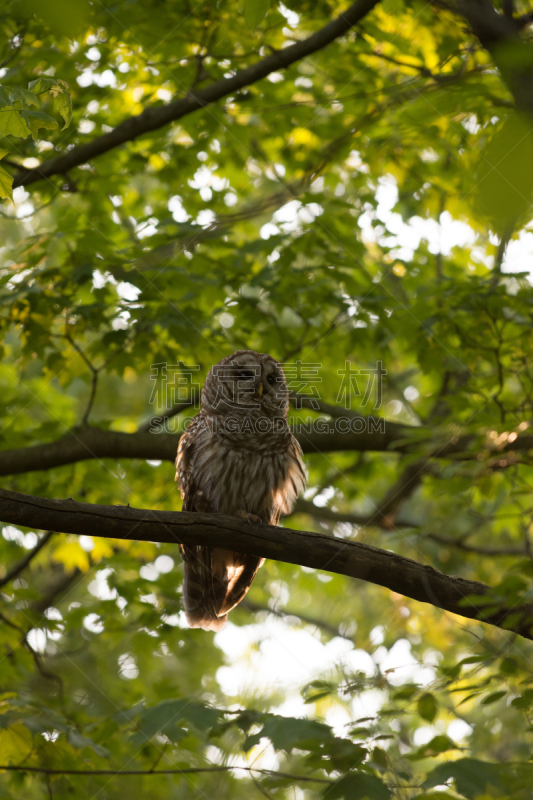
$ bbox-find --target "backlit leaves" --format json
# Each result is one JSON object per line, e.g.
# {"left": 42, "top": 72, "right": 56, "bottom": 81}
{"left": 244, "top": 0, "right": 270, "bottom": 29}
{"left": 0, "top": 76, "right": 72, "bottom": 199}
{"left": 473, "top": 113, "right": 533, "bottom": 233}
{"left": 0, "top": 0, "right": 533, "bottom": 798}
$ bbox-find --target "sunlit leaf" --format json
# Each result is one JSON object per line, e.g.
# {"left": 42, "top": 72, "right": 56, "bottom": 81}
{"left": 417, "top": 693, "right": 438, "bottom": 723}
{"left": 0, "top": 164, "right": 12, "bottom": 200}
{"left": 19, "top": 109, "right": 59, "bottom": 139}
{"left": 473, "top": 113, "right": 533, "bottom": 233}
{"left": 244, "top": 0, "right": 269, "bottom": 29}
{"left": 0, "top": 106, "right": 31, "bottom": 138}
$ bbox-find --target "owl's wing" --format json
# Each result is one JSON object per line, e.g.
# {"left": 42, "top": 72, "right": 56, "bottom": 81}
{"left": 176, "top": 418, "right": 262, "bottom": 631}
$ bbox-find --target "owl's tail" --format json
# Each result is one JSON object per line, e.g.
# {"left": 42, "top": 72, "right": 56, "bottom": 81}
{"left": 180, "top": 545, "right": 264, "bottom": 631}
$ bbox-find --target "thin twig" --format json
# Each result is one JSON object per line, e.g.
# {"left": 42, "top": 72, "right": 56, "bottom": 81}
{"left": 0, "top": 610, "right": 64, "bottom": 696}
{"left": 64, "top": 330, "right": 99, "bottom": 426}
{"left": 490, "top": 228, "right": 512, "bottom": 287}
{"left": 0, "top": 531, "right": 54, "bottom": 588}
{"left": 137, "top": 393, "right": 200, "bottom": 433}
{"left": 0, "top": 764, "right": 331, "bottom": 783}
{"left": 242, "top": 598, "right": 351, "bottom": 640}
{"left": 295, "top": 498, "right": 527, "bottom": 557}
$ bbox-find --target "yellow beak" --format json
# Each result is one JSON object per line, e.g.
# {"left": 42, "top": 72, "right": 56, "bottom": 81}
{"left": 257, "top": 382, "right": 264, "bottom": 398}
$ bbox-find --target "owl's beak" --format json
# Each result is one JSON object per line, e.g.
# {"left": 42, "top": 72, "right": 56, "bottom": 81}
{"left": 257, "top": 382, "right": 264, "bottom": 398}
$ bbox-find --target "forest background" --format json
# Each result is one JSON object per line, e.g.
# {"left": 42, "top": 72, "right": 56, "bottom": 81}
{"left": 2, "top": 0, "right": 533, "bottom": 798}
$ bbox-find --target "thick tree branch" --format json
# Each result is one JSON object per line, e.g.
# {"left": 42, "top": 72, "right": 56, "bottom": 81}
{"left": 1, "top": 488, "right": 533, "bottom": 639}
{"left": 12, "top": 0, "right": 380, "bottom": 189}
{"left": 455, "top": 0, "right": 533, "bottom": 114}
{"left": 0, "top": 420, "right": 413, "bottom": 477}
{"left": 0, "top": 421, "right": 530, "bottom": 477}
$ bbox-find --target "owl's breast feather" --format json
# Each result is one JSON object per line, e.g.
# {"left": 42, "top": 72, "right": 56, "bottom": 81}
{"left": 185, "top": 421, "right": 305, "bottom": 523}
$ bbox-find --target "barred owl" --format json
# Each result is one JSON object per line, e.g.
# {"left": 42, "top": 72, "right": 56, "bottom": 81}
{"left": 175, "top": 350, "right": 306, "bottom": 631}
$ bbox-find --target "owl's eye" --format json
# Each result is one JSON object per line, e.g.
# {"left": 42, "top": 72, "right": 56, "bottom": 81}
{"left": 266, "top": 374, "right": 277, "bottom": 386}
{"left": 237, "top": 369, "right": 254, "bottom": 380}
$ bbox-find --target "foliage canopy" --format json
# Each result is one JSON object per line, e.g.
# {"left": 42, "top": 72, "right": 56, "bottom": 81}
{"left": 2, "top": 0, "right": 533, "bottom": 797}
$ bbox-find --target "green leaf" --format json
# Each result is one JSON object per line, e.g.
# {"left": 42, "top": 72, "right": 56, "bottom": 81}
{"left": 0, "top": 164, "right": 13, "bottom": 200}
{"left": 416, "top": 794, "right": 464, "bottom": 800}
{"left": 244, "top": 0, "right": 269, "bottom": 29}
{"left": 0, "top": 723, "right": 32, "bottom": 763}
{"left": 322, "top": 771, "right": 391, "bottom": 800}
{"left": 371, "top": 746, "right": 388, "bottom": 770}
{"left": 53, "top": 89, "right": 72, "bottom": 129}
{"left": 423, "top": 759, "right": 511, "bottom": 798}
{"left": 0, "top": 87, "right": 14, "bottom": 107}
{"left": 417, "top": 692, "right": 438, "bottom": 723}
{"left": 499, "top": 657, "right": 518, "bottom": 676}
{"left": 410, "top": 735, "right": 459, "bottom": 760}
{"left": 0, "top": 106, "right": 31, "bottom": 138}
{"left": 244, "top": 714, "right": 332, "bottom": 753}
{"left": 481, "top": 690, "right": 506, "bottom": 705}
{"left": 132, "top": 698, "right": 221, "bottom": 745}
{"left": 21, "top": 0, "right": 90, "bottom": 37}
{"left": 28, "top": 76, "right": 59, "bottom": 94}
{"left": 393, "top": 684, "right": 418, "bottom": 700}
{"left": 19, "top": 109, "right": 59, "bottom": 139}
{"left": 8, "top": 88, "right": 39, "bottom": 108}
{"left": 382, "top": 0, "right": 403, "bottom": 12}
{"left": 510, "top": 689, "right": 533, "bottom": 710}
{"left": 473, "top": 112, "right": 533, "bottom": 233}
{"left": 67, "top": 729, "right": 111, "bottom": 756}
{"left": 301, "top": 679, "right": 335, "bottom": 704}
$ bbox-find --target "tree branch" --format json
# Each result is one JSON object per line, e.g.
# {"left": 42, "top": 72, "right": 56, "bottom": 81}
{"left": 294, "top": 498, "right": 379, "bottom": 527}
{"left": 140, "top": 389, "right": 376, "bottom": 435}
{"left": 12, "top": 0, "right": 380, "bottom": 189}
{"left": 294, "top": 499, "right": 527, "bottom": 556}
{"left": 0, "top": 419, "right": 414, "bottom": 477}
{"left": 367, "top": 459, "right": 428, "bottom": 529}
{"left": 137, "top": 394, "right": 199, "bottom": 433}
{"left": 422, "top": 530, "right": 526, "bottom": 557}
{"left": 1, "top": 487, "right": 533, "bottom": 639}
{"left": 455, "top": 0, "right": 533, "bottom": 114}
{"left": 0, "top": 763, "right": 329, "bottom": 783}
{"left": 64, "top": 331, "right": 99, "bottom": 426}
{"left": 30, "top": 565, "right": 83, "bottom": 615}
{"left": 241, "top": 598, "right": 352, "bottom": 639}
{"left": 0, "top": 420, "right": 530, "bottom": 478}
{"left": 0, "top": 530, "right": 54, "bottom": 589}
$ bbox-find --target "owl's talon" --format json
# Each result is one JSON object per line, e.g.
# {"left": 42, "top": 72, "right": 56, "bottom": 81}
{"left": 235, "top": 510, "right": 262, "bottom": 526}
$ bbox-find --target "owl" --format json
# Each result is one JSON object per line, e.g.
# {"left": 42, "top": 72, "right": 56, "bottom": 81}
{"left": 175, "top": 350, "right": 306, "bottom": 631}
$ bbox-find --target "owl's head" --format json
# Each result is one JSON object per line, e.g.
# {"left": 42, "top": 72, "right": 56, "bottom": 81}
{"left": 201, "top": 350, "right": 289, "bottom": 421}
